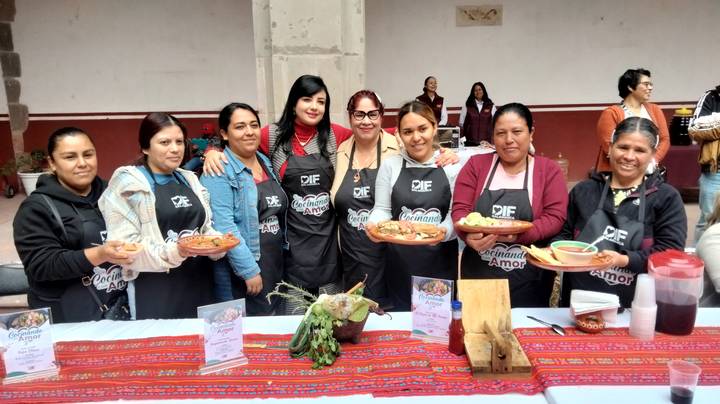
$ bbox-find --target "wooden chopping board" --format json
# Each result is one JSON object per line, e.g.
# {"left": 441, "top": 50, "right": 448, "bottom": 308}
{"left": 458, "top": 279, "right": 531, "bottom": 377}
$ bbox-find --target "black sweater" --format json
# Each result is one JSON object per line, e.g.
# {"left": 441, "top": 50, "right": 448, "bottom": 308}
{"left": 557, "top": 172, "right": 687, "bottom": 273}
{"left": 13, "top": 174, "right": 115, "bottom": 321}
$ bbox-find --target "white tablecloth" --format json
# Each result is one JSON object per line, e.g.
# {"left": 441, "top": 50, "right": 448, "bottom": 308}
{"left": 512, "top": 308, "right": 719, "bottom": 404}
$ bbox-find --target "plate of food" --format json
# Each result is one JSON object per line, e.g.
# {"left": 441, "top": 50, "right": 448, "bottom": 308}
{"left": 455, "top": 212, "right": 533, "bottom": 235}
{"left": 522, "top": 243, "right": 613, "bottom": 272}
{"left": 369, "top": 220, "right": 445, "bottom": 245}
{"left": 177, "top": 234, "right": 241, "bottom": 255}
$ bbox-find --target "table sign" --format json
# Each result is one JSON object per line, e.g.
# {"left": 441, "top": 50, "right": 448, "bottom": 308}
{"left": 0, "top": 308, "right": 58, "bottom": 384}
{"left": 197, "top": 299, "right": 248, "bottom": 374}
{"left": 410, "top": 276, "right": 454, "bottom": 343}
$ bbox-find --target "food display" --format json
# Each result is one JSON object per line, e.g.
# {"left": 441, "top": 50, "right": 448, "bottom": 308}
{"left": 523, "top": 244, "right": 613, "bottom": 272}
{"left": 268, "top": 281, "right": 384, "bottom": 369}
{"left": 455, "top": 212, "right": 533, "bottom": 235}
{"left": 177, "top": 233, "right": 241, "bottom": 255}
{"left": 370, "top": 221, "right": 444, "bottom": 245}
{"left": 550, "top": 240, "right": 597, "bottom": 265}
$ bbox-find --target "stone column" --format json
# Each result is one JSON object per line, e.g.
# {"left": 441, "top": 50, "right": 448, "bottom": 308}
{"left": 0, "top": 0, "right": 25, "bottom": 156}
{"left": 252, "top": 0, "right": 365, "bottom": 126}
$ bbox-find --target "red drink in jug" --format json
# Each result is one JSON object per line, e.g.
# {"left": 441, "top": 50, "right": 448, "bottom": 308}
{"left": 648, "top": 250, "right": 704, "bottom": 336}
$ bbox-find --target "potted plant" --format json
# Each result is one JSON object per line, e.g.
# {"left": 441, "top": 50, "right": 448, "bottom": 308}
{"left": 0, "top": 158, "right": 17, "bottom": 198}
{"left": 16, "top": 149, "right": 49, "bottom": 194}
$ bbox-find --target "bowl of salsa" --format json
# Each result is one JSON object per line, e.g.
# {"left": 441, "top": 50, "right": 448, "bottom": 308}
{"left": 550, "top": 240, "right": 598, "bottom": 265}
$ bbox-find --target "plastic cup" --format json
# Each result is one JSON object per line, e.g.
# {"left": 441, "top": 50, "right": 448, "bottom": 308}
{"left": 633, "top": 274, "right": 656, "bottom": 307}
{"left": 668, "top": 360, "right": 701, "bottom": 404}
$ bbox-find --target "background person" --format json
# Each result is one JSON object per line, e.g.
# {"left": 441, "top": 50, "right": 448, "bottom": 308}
{"left": 366, "top": 101, "right": 461, "bottom": 311}
{"left": 559, "top": 117, "right": 686, "bottom": 307}
{"left": 452, "top": 103, "right": 568, "bottom": 307}
{"left": 688, "top": 84, "right": 720, "bottom": 243}
{"left": 459, "top": 81, "right": 496, "bottom": 146}
{"left": 416, "top": 76, "right": 448, "bottom": 126}
{"left": 14, "top": 127, "right": 132, "bottom": 323}
{"left": 595, "top": 68, "right": 670, "bottom": 173}
{"left": 100, "top": 113, "right": 221, "bottom": 319}
{"left": 201, "top": 103, "right": 287, "bottom": 315}
{"left": 697, "top": 193, "right": 720, "bottom": 307}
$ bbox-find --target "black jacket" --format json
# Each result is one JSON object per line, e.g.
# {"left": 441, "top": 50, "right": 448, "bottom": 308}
{"left": 13, "top": 174, "right": 123, "bottom": 322}
{"left": 556, "top": 172, "right": 687, "bottom": 305}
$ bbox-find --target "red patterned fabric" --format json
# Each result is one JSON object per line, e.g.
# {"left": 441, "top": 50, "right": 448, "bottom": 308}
{"left": 1, "top": 331, "right": 541, "bottom": 403}
{"left": 516, "top": 326, "right": 720, "bottom": 387}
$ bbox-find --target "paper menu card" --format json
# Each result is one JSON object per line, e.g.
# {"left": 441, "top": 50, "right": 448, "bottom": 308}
{"left": 197, "top": 299, "right": 247, "bottom": 374}
{"left": 411, "top": 276, "right": 454, "bottom": 343}
{"left": 0, "top": 308, "right": 58, "bottom": 383}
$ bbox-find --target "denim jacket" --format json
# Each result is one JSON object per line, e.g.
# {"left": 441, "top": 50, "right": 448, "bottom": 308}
{"left": 201, "top": 149, "right": 286, "bottom": 284}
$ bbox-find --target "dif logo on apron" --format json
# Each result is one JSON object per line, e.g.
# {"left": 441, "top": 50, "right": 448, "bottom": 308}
{"left": 589, "top": 224, "right": 635, "bottom": 287}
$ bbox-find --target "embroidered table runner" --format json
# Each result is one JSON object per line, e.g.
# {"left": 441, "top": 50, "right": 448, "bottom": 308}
{"left": 1, "top": 331, "right": 540, "bottom": 403}
{"left": 516, "top": 326, "right": 720, "bottom": 387}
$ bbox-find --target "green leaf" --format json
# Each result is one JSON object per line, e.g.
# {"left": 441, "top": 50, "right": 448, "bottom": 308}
{"left": 348, "top": 303, "right": 369, "bottom": 322}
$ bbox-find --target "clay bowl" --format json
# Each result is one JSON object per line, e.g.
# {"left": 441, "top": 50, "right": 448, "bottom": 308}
{"left": 551, "top": 240, "right": 598, "bottom": 265}
{"left": 332, "top": 313, "right": 369, "bottom": 344}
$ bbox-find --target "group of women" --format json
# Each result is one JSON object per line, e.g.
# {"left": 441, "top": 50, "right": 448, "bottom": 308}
{"left": 14, "top": 72, "right": 690, "bottom": 322}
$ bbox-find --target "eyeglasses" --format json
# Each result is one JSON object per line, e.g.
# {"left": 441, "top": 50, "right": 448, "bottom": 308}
{"left": 351, "top": 110, "right": 381, "bottom": 121}
{"left": 639, "top": 81, "right": 654, "bottom": 88}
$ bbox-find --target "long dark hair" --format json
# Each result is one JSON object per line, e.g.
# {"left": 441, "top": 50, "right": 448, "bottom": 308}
{"left": 273, "top": 75, "right": 331, "bottom": 159}
{"left": 136, "top": 112, "right": 190, "bottom": 165}
{"left": 465, "top": 81, "right": 492, "bottom": 107}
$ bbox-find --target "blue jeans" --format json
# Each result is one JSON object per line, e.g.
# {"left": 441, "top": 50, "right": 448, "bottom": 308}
{"left": 695, "top": 172, "right": 720, "bottom": 244}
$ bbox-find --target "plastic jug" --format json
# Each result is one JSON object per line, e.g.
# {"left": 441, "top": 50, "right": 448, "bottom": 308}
{"left": 648, "top": 250, "right": 704, "bottom": 335}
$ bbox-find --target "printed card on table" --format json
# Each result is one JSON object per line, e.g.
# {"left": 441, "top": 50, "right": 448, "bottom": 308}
{"left": 410, "top": 276, "right": 454, "bottom": 343}
{"left": 197, "top": 298, "right": 248, "bottom": 374}
{"left": 0, "top": 308, "right": 59, "bottom": 383}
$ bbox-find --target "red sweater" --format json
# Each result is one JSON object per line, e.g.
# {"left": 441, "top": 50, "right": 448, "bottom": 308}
{"left": 260, "top": 122, "right": 353, "bottom": 179}
{"left": 451, "top": 153, "right": 569, "bottom": 245}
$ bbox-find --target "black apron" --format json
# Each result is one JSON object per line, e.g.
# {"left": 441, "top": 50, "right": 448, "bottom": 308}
{"left": 386, "top": 160, "right": 458, "bottom": 311}
{"left": 562, "top": 179, "right": 645, "bottom": 307}
{"left": 282, "top": 152, "right": 340, "bottom": 289}
{"left": 135, "top": 171, "right": 214, "bottom": 319}
{"left": 231, "top": 163, "right": 287, "bottom": 316}
{"left": 334, "top": 141, "right": 388, "bottom": 304}
{"left": 59, "top": 203, "right": 127, "bottom": 322}
{"left": 460, "top": 156, "right": 549, "bottom": 307}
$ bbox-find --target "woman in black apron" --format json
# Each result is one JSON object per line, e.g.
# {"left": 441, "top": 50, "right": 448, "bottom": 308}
{"left": 13, "top": 127, "right": 131, "bottom": 323}
{"left": 201, "top": 76, "right": 352, "bottom": 314}
{"left": 452, "top": 103, "right": 569, "bottom": 307}
{"left": 100, "top": 113, "right": 221, "bottom": 319}
{"left": 366, "top": 101, "right": 460, "bottom": 311}
{"left": 558, "top": 117, "right": 687, "bottom": 307}
{"left": 333, "top": 91, "right": 393, "bottom": 305}
{"left": 201, "top": 103, "right": 288, "bottom": 315}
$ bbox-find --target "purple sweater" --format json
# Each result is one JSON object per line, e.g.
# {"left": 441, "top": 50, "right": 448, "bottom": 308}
{"left": 452, "top": 153, "right": 568, "bottom": 245}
